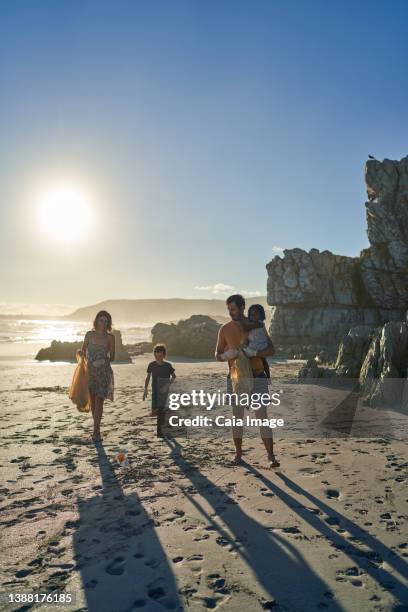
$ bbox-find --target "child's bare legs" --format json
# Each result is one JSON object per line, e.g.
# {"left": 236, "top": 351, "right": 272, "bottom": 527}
{"left": 261, "top": 436, "right": 275, "bottom": 460}
{"left": 92, "top": 396, "right": 104, "bottom": 441}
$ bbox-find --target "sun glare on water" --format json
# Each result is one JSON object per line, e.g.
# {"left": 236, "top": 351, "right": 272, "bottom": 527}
{"left": 36, "top": 186, "right": 93, "bottom": 242}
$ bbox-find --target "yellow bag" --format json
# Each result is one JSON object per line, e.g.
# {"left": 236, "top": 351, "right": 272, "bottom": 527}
{"left": 69, "top": 354, "right": 91, "bottom": 412}
{"left": 230, "top": 347, "right": 253, "bottom": 395}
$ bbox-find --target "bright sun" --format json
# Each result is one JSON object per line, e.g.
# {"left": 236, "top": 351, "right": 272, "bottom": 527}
{"left": 36, "top": 186, "right": 92, "bottom": 242}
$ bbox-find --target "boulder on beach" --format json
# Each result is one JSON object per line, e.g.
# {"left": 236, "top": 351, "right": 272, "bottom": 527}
{"left": 126, "top": 341, "right": 154, "bottom": 357}
{"left": 151, "top": 315, "right": 220, "bottom": 358}
{"left": 359, "top": 318, "right": 408, "bottom": 409}
{"left": 298, "top": 325, "right": 377, "bottom": 381}
{"left": 298, "top": 358, "right": 336, "bottom": 380}
{"left": 35, "top": 329, "right": 132, "bottom": 363}
{"left": 334, "top": 325, "right": 378, "bottom": 378}
{"left": 297, "top": 315, "right": 408, "bottom": 412}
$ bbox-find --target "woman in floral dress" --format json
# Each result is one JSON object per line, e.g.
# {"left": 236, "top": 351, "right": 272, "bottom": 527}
{"left": 79, "top": 310, "right": 115, "bottom": 442}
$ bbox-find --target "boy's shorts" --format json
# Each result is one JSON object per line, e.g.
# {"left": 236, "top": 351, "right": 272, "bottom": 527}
{"left": 152, "top": 390, "right": 169, "bottom": 409}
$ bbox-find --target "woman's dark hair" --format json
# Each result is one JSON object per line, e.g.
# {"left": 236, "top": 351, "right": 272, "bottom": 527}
{"left": 93, "top": 310, "right": 112, "bottom": 331}
{"left": 226, "top": 294, "right": 245, "bottom": 309}
{"left": 248, "top": 304, "right": 266, "bottom": 321}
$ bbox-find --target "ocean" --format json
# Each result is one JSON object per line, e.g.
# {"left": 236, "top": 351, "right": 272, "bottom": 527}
{"left": 0, "top": 318, "right": 151, "bottom": 361}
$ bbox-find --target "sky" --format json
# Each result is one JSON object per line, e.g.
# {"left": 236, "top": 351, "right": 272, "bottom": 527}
{"left": 1, "top": 0, "right": 407, "bottom": 313}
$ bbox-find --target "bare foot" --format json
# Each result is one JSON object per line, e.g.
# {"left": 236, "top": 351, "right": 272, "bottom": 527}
{"left": 232, "top": 453, "right": 243, "bottom": 465}
{"left": 268, "top": 454, "right": 280, "bottom": 468}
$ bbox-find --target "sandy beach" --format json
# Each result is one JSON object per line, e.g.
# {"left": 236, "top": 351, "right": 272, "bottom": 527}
{"left": 0, "top": 356, "right": 407, "bottom": 611}
{"left": 2, "top": 0, "right": 408, "bottom": 608}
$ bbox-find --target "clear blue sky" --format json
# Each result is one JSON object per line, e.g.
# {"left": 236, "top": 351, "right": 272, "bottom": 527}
{"left": 1, "top": 0, "right": 407, "bottom": 309}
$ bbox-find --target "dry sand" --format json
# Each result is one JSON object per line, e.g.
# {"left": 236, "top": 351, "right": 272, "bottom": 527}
{"left": 0, "top": 357, "right": 407, "bottom": 611}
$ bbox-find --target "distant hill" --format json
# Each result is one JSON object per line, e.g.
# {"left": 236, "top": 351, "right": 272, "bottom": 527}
{"left": 65, "top": 297, "right": 269, "bottom": 325}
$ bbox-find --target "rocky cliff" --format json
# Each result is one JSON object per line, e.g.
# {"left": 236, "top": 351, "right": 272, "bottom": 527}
{"left": 266, "top": 156, "right": 408, "bottom": 356}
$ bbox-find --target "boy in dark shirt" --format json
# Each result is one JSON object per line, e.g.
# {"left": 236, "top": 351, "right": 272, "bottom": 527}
{"left": 143, "top": 344, "right": 176, "bottom": 437}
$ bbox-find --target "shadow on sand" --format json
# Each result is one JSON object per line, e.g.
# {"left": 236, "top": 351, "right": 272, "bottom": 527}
{"left": 166, "top": 439, "right": 344, "bottom": 610}
{"left": 248, "top": 465, "right": 408, "bottom": 606}
{"left": 73, "top": 443, "right": 181, "bottom": 611}
{"left": 72, "top": 439, "right": 407, "bottom": 610}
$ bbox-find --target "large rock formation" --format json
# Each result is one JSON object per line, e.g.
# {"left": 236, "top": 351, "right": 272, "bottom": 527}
{"left": 298, "top": 317, "right": 408, "bottom": 410}
{"left": 359, "top": 318, "right": 408, "bottom": 409}
{"left": 334, "top": 325, "right": 377, "bottom": 378}
{"left": 267, "top": 156, "right": 408, "bottom": 355}
{"left": 362, "top": 157, "right": 408, "bottom": 309}
{"left": 151, "top": 315, "right": 220, "bottom": 359}
{"left": 297, "top": 325, "right": 377, "bottom": 380}
{"left": 35, "top": 330, "right": 131, "bottom": 363}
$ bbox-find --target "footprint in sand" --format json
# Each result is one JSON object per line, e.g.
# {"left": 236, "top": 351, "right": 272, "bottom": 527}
{"left": 299, "top": 467, "right": 322, "bottom": 475}
{"left": 15, "top": 568, "right": 33, "bottom": 578}
{"left": 106, "top": 556, "right": 126, "bottom": 575}
{"left": 145, "top": 557, "right": 161, "bottom": 569}
{"left": 193, "top": 533, "right": 210, "bottom": 542}
{"left": 324, "top": 516, "right": 340, "bottom": 526}
{"left": 187, "top": 554, "right": 204, "bottom": 561}
{"left": 282, "top": 526, "right": 302, "bottom": 534}
{"left": 206, "top": 573, "right": 230, "bottom": 596}
{"left": 10, "top": 456, "right": 31, "bottom": 464}
{"left": 133, "top": 546, "right": 144, "bottom": 559}
{"left": 187, "top": 554, "right": 204, "bottom": 575}
{"left": 336, "top": 566, "right": 365, "bottom": 588}
{"left": 306, "top": 507, "right": 322, "bottom": 515}
{"left": 325, "top": 489, "right": 340, "bottom": 500}
{"left": 147, "top": 579, "right": 178, "bottom": 610}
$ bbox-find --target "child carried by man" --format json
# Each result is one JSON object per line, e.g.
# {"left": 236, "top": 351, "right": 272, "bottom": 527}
{"left": 219, "top": 303, "right": 271, "bottom": 379}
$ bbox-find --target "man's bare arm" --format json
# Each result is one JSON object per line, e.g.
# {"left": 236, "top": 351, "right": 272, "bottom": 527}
{"left": 215, "top": 328, "right": 226, "bottom": 361}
